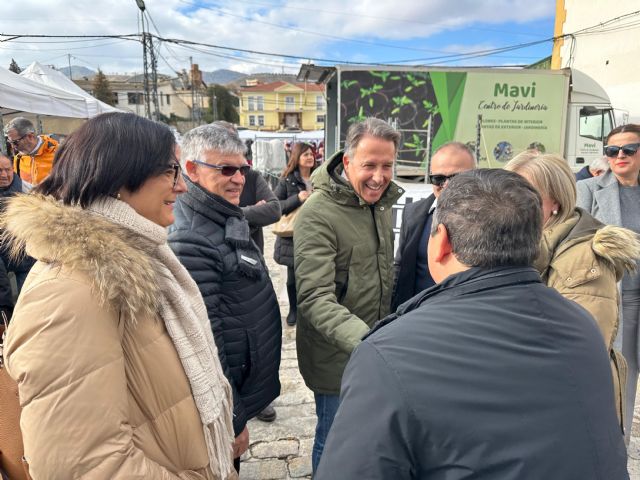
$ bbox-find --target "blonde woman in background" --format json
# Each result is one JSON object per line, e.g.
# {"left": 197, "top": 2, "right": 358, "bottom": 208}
{"left": 505, "top": 152, "right": 640, "bottom": 435}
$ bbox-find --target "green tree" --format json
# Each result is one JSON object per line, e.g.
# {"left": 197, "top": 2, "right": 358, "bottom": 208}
{"left": 8, "top": 58, "right": 21, "bottom": 74}
{"left": 92, "top": 69, "right": 116, "bottom": 106}
{"left": 204, "top": 84, "right": 239, "bottom": 124}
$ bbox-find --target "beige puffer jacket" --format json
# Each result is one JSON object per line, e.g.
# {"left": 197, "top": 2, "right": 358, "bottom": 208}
{"left": 534, "top": 208, "right": 640, "bottom": 429}
{"left": 2, "top": 195, "right": 231, "bottom": 479}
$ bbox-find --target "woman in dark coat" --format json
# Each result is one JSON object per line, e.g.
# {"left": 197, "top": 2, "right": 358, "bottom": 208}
{"left": 274, "top": 142, "right": 316, "bottom": 326}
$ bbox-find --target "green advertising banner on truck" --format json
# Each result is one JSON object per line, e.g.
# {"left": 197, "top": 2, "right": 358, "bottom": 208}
{"left": 338, "top": 69, "right": 570, "bottom": 169}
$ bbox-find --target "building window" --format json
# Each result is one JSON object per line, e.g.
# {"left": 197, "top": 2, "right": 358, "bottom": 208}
{"left": 285, "top": 96, "right": 295, "bottom": 111}
{"left": 248, "top": 96, "right": 255, "bottom": 111}
{"left": 257, "top": 96, "right": 264, "bottom": 111}
{"left": 258, "top": 115, "right": 265, "bottom": 127}
{"left": 316, "top": 114, "right": 325, "bottom": 123}
{"left": 249, "top": 115, "right": 256, "bottom": 126}
{"left": 111, "top": 92, "right": 119, "bottom": 105}
{"left": 127, "top": 92, "right": 143, "bottom": 105}
{"left": 316, "top": 95, "right": 324, "bottom": 111}
{"left": 166, "top": 94, "right": 171, "bottom": 105}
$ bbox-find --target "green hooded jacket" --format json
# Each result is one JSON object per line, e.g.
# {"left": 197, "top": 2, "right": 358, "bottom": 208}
{"left": 294, "top": 151, "right": 404, "bottom": 394}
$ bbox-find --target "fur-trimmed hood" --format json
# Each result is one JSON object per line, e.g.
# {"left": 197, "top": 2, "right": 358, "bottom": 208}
{"left": 0, "top": 194, "right": 161, "bottom": 321}
{"left": 536, "top": 208, "right": 640, "bottom": 281}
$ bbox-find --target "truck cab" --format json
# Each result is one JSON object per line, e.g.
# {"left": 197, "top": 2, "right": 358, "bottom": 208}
{"left": 564, "top": 69, "right": 615, "bottom": 171}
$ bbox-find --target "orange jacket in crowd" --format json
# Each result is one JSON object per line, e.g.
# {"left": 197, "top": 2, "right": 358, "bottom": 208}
{"left": 12, "top": 134, "right": 59, "bottom": 185}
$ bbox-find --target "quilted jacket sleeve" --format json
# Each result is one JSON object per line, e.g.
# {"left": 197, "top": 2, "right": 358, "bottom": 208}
{"left": 168, "top": 229, "right": 248, "bottom": 436}
{"left": 274, "top": 177, "right": 303, "bottom": 215}
{"left": 4, "top": 274, "right": 184, "bottom": 480}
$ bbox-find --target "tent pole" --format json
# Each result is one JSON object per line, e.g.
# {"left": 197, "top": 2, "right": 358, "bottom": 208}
{"left": 0, "top": 112, "right": 6, "bottom": 155}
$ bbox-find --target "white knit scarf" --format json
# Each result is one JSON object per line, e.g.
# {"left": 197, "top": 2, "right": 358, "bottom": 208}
{"left": 88, "top": 197, "right": 236, "bottom": 479}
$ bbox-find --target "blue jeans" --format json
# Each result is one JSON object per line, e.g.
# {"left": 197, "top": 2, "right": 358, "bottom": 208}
{"left": 312, "top": 393, "right": 340, "bottom": 473}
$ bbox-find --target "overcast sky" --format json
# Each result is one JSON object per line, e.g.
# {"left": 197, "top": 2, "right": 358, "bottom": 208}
{"left": 1, "top": 0, "right": 557, "bottom": 76}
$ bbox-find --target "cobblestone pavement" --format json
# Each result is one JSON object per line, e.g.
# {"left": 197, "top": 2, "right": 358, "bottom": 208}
{"left": 243, "top": 230, "right": 640, "bottom": 479}
{"left": 239, "top": 232, "right": 313, "bottom": 480}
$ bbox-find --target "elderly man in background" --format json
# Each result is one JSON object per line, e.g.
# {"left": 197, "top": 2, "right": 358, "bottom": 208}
{"left": 0, "top": 152, "right": 33, "bottom": 293}
{"left": 294, "top": 117, "right": 403, "bottom": 472}
{"left": 392, "top": 141, "right": 476, "bottom": 310}
{"left": 316, "top": 169, "right": 628, "bottom": 479}
{"left": 4, "top": 117, "right": 58, "bottom": 187}
{"left": 575, "top": 155, "right": 609, "bottom": 181}
{"left": 168, "top": 124, "right": 281, "bottom": 473}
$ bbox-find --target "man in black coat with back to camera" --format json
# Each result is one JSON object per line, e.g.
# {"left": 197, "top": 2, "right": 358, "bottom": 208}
{"left": 317, "top": 169, "right": 628, "bottom": 480}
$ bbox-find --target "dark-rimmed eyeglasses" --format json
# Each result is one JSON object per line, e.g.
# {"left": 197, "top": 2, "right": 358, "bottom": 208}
{"left": 166, "top": 163, "right": 182, "bottom": 189}
{"left": 604, "top": 143, "right": 640, "bottom": 158}
{"left": 7, "top": 134, "right": 27, "bottom": 147}
{"left": 192, "top": 160, "right": 250, "bottom": 177}
{"left": 429, "top": 173, "right": 459, "bottom": 187}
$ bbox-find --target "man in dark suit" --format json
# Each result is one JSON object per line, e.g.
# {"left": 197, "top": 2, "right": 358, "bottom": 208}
{"left": 392, "top": 142, "right": 475, "bottom": 310}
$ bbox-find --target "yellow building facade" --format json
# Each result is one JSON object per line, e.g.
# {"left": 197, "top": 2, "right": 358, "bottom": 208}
{"left": 238, "top": 81, "right": 325, "bottom": 131}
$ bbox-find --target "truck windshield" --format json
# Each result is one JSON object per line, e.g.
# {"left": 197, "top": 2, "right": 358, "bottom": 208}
{"left": 579, "top": 107, "right": 613, "bottom": 142}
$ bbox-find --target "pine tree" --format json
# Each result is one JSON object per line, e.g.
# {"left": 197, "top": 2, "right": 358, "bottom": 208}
{"left": 92, "top": 69, "right": 115, "bottom": 106}
{"left": 8, "top": 58, "right": 21, "bottom": 74}
{"left": 205, "top": 84, "right": 239, "bottom": 124}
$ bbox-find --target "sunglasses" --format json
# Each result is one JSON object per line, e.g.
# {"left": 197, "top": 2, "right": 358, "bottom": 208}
{"left": 429, "top": 172, "right": 459, "bottom": 187}
{"left": 604, "top": 143, "right": 640, "bottom": 158}
{"left": 192, "top": 160, "right": 251, "bottom": 177}
{"left": 166, "top": 163, "right": 182, "bottom": 189}
{"left": 7, "top": 134, "right": 27, "bottom": 147}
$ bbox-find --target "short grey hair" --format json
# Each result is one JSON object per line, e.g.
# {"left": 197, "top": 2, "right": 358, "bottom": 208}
{"left": 432, "top": 141, "right": 477, "bottom": 166}
{"left": 4, "top": 117, "right": 35, "bottom": 137}
{"left": 344, "top": 117, "right": 400, "bottom": 157}
{"left": 432, "top": 169, "right": 542, "bottom": 268}
{"left": 180, "top": 124, "right": 246, "bottom": 169}
{"left": 590, "top": 156, "right": 609, "bottom": 172}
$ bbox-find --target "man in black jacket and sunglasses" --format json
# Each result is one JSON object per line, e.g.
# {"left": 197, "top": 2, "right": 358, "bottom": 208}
{"left": 391, "top": 142, "right": 475, "bottom": 311}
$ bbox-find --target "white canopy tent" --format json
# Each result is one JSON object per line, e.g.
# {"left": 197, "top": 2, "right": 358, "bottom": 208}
{"left": 0, "top": 65, "right": 91, "bottom": 118}
{"left": 20, "top": 62, "right": 119, "bottom": 117}
{"left": 237, "top": 129, "right": 324, "bottom": 142}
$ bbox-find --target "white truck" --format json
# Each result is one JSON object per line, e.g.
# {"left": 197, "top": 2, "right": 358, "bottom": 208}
{"left": 298, "top": 65, "right": 616, "bottom": 178}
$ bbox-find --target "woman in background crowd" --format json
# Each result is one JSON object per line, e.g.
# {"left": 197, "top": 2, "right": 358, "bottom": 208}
{"left": 506, "top": 151, "right": 640, "bottom": 435}
{"left": 1, "top": 112, "right": 237, "bottom": 479}
{"left": 274, "top": 142, "right": 316, "bottom": 326}
{"left": 577, "top": 124, "right": 640, "bottom": 441}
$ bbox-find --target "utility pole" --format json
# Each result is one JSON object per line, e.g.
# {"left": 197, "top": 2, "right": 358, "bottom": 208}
{"left": 135, "top": 0, "right": 152, "bottom": 119}
{"left": 212, "top": 89, "right": 218, "bottom": 122}
{"left": 148, "top": 33, "right": 160, "bottom": 120}
{"left": 67, "top": 54, "right": 72, "bottom": 80}
{"left": 190, "top": 56, "right": 195, "bottom": 124}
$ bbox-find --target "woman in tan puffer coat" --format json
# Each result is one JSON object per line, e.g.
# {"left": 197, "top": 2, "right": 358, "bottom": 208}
{"left": 1, "top": 113, "right": 237, "bottom": 480}
{"left": 506, "top": 152, "right": 640, "bottom": 433}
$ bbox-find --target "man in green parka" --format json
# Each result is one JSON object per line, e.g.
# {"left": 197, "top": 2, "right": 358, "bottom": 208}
{"left": 293, "top": 118, "right": 404, "bottom": 473}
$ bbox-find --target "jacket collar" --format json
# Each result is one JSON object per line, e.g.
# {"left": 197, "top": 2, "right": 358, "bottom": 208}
{"left": 0, "top": 175, "right": 22, "bottom": 197}
{"left": 596, "top": 169, "right": 620, "bottom": 189}
{"left": 368, "top": 266, "right": 541, "bottom": 339}
{"left": 180, "top": 176, "right": 243, "bottom": 222}
{"left": 1, "top": 194, "right": 162, "bottom": 321}
{"left": 313, "top": 150, "right": 404, "bottom": 207}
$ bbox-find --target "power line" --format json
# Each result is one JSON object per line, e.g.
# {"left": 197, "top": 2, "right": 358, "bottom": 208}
{"left": 3, "top": 9, "right": 639, "bottom": 70}
{"left": 193, "top": 0, "right": 550, "bottom": 39}
{"left": 176, "top": 0, "right": 451, "bottom": 55}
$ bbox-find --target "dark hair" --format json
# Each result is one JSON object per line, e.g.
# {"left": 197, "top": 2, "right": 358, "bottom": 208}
{"left": 281, "top": 142, "right": 316, "bottom": 178}
{"left": 606, "top": 123, "right": 640, "bottom": 144}
{"left": 432, "top": 169, "right": 542, "bottom": 268}
{"left": 36, "top": 112, "right": 176, "bottom": 207}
